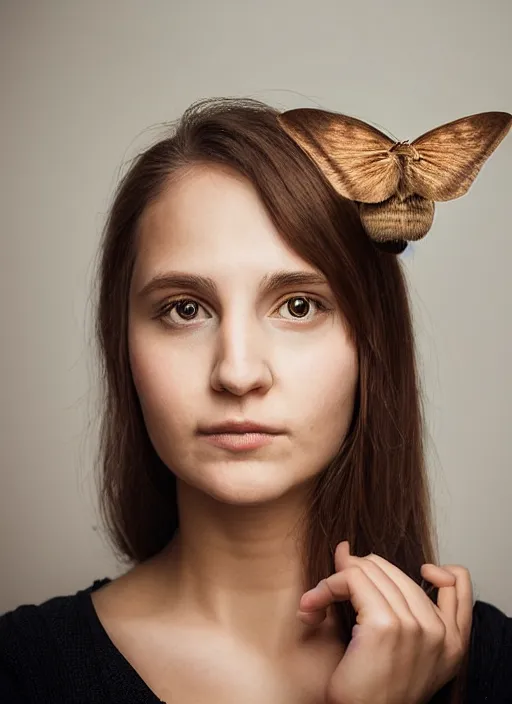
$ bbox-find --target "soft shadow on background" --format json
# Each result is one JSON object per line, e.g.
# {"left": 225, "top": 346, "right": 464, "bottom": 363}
{"left": 1, "top": 0, "right": 510, "bottom": 613}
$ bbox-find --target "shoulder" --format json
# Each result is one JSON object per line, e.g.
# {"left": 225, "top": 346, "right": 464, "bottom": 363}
{"left": 0, "top": 578, "right": 111, "bottom": 703}
{"left": 466, "top": 599, "right": 512, "bottom": 701}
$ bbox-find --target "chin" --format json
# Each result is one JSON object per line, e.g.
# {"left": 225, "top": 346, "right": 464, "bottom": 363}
{"left": 185, "top": 460, "right": 313, "bottom": 507}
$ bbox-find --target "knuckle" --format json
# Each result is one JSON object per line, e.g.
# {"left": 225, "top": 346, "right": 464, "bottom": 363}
{"left": 318, "top": 577, "right": 335, "bottom": 597}
{"left": 344, "top": 564, "right": 363, "bottom": 578}
{"left": 374, "top": 614, "right": 401, "bottom": 635}
{"left": 425, "top": 620, "right": 447, "bottom": 648}
{"left": 402, "top": 617, "right": 422, "bottom": 636}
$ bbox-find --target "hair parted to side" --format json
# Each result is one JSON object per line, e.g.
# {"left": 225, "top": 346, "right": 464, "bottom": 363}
{"left": 93, "top": 97, "right": 465, "bottom": 703}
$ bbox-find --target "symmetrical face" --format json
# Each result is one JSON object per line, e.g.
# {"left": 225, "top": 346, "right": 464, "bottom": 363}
{"left": 128, "top": 165, "right": 359, "bottom": 506}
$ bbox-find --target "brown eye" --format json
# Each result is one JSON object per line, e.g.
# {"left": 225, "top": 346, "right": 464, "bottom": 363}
{"left": 173, "top": 300, "right": 200, "bottom": 320}
{"left": 287, "top": 297, "right": 310, "bottom": 317}
{"left": 157, "top": 294, "right": 328, "bottom": 329}
{"left": 280, "top": 296, "right": 326, "bottom": 321}
{"left": 159, "top": 298, "right": 208, "bottom": 326}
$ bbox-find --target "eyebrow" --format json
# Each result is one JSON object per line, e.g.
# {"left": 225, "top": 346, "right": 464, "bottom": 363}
{"left": 137, "top": 270, "right": 330, "bottom": 300}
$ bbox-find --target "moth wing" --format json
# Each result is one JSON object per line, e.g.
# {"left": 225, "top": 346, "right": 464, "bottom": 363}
{"left": 409, "top": 112, "right": 512, "bottom": 201}
{"left": 278, "top": 109, "right": 399, "bottom": 203}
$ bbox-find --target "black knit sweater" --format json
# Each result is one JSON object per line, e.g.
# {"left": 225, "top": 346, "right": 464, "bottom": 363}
{"left": 0, "top": 578, "right": 511, "bottom": 703}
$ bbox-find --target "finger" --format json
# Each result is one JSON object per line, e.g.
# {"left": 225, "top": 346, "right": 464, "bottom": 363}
{"left": 334, "top": 540, "right": 351, "bottom": 573}
{"left": 297, "top": 607, "right": 328, "bottom": 626}
{"left": 439, "top": 565, "right": 474, "bottom": 648}
{"left": 421, "top": 563, "right": 457, "bottom": 589}
{"left": 335, "top": 555, "right": 417, "bottom": 623}
{"left": 298, "top": 540, "right": 348, "bottom": 622}
{"left": 300, "top": 564, "right": 394, "bottom": 624}
{"left": 337, "top": 543, "right": 455, "bottom": 590}
{"left": 431, "top": 580, "right": 458, "bottom": 631}
{"left": 298, "top": 541, "right": 352, "bottom": 625}
{"left": 348, "top": 552, "right": 455, "bottom": 629}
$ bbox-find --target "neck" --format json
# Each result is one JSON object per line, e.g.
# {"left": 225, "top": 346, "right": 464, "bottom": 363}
{"left": 150, "top": 478, "right": 328, "bottom": 655}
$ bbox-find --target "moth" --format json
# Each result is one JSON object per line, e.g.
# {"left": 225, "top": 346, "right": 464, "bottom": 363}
{"left": 277, "top": 108, "right": 512, "bottom": 251}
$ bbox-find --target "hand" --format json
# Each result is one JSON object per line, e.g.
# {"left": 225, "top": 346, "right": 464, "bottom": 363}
{"left": 297, "top": 541, "right": 473, "bottom": 704}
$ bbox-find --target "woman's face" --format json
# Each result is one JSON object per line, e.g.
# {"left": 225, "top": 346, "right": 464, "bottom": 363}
{"left": 128, "top": 165, "right": 359, "bottom": 506}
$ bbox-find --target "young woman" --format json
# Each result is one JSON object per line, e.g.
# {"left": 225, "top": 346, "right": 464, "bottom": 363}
{"left": 1, "top": 98, "right": 510, "bottom": 704}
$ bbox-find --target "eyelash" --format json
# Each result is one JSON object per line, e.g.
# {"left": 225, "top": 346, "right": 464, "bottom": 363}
{"left": 155, "top": 294, "right": 330, "bottom": 328}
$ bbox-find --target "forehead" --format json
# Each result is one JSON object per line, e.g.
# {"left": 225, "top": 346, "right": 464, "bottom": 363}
{"left": 133, "top": 165, "right": 316, "bottom": 282}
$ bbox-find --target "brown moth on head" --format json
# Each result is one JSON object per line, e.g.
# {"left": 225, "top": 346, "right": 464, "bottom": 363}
{"left": 277, "top": 109, "right": 512, "bottom": 244}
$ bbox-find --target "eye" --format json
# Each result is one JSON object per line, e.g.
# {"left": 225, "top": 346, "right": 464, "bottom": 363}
{"left": 156, "top": 295, "right": 329, "bottom": 328}
{"left": 161, "top": 298, "right": 206, "bottom": 325}
{"left": 278, "top": 296, "right": 328, "bottom": 321}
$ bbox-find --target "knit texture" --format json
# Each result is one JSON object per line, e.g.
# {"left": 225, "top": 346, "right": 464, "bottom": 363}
{"left": 1, "top": 579, "right": 511, "bottom": 703}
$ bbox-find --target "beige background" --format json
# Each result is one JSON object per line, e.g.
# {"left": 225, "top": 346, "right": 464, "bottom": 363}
{"left": 1, "top": 0, "right": 510, "bottom": 615}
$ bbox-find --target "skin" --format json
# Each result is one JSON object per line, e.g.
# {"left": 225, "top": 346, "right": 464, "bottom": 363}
{"left": 127, "top": 163, "right": 359, "bottom": 647}
{"left": 299, "top": 543, "right": 473, "bottom": 703}
{"left": 91, "top": 163, "right": 472, "bottom": 703}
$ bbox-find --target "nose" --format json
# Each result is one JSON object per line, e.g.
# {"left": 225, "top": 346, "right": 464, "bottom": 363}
{"left": 210, "top": 315, "right": 274, "bottom": 396}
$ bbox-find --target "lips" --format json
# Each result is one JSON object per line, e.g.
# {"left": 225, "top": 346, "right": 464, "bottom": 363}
{"left": 200, "top": 431, "right": 277, "bottom": 451}
{"left": 198, "top": 420, "right": 284, "bottom": 435}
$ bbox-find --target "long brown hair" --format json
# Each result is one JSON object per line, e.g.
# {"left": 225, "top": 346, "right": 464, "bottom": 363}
{"left": 93, "top": 97, "right": 467, "bottom": 702}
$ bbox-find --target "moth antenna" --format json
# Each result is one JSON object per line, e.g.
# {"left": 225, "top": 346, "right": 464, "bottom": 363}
{"left": 355, "top": 116, "right": 399, "bottom": 143}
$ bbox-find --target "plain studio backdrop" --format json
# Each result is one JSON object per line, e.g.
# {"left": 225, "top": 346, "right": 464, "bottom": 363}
{"left": 0, "top": 0, "right": 510, "bottom": 615}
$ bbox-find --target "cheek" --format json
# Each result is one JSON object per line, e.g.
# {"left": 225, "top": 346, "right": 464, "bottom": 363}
{"left": 128, "top": 331, "right": 199, "bottom": 437}
{"left": 286, "top": 335, "right": 358, "bottom": 442}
